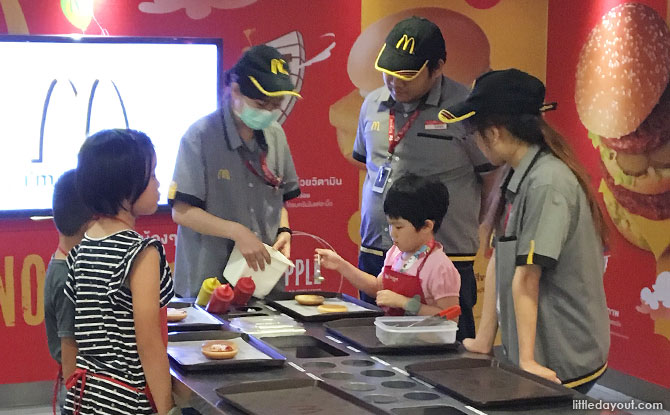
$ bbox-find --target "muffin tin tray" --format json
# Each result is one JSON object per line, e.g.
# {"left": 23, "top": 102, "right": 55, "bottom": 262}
{"left": 215, "top": 378, "right": 391, "bottom": 414}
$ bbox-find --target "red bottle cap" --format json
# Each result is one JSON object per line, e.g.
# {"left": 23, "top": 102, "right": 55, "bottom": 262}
{"left": 232, "top": 277, "right": 256, "bottom": 306}
{"left": 237, "top": 276, "right": 256, "bottom": 292}
{"left": 206, "top": 284, "right": 234, "bottom": 314}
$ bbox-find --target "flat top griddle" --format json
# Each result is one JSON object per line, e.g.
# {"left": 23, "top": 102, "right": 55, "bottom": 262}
{"left": 406, "top": 358, "right": 574, "bottom": 408}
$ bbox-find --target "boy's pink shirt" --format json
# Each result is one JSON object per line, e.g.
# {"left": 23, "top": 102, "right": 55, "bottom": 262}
{"left": 376, "top": 242, "right": 461, "bottom": 306}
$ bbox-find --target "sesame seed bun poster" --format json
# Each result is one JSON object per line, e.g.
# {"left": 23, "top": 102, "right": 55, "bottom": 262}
{"left": 547, "top": 0, "right": 670, "bottom": 387}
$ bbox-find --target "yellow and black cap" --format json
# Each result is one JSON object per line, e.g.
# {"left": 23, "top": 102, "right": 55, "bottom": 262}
{"left": 438, "top": 68, "right": 556, "bottom": 123}
{"left": 374, "top": 17, "right": 445, "bottom": 81}
{"left": 232, "top": 44, "right": 302, "bottom": 100}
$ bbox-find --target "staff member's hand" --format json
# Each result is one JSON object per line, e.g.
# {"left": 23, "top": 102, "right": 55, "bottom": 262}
{"left": 234, "top": 226, "right": 271, "bottom": 271}
{"left": 520, "top": 359, "right": 561, "bottom": 384}
{"left": 273, "top": 232, "right": 291, "bottom": 258}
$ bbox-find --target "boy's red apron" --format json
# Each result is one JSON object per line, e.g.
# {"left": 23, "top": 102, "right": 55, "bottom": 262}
{"left": 381, "top": 242, "right": 435, "bottom": 316}
{"left": 59, "top": 306, "right": 169, "bottom": 415}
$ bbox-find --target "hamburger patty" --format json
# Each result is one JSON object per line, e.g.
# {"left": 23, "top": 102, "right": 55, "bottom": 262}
{"left": 601, "top": 85, "right": 670, "bottom": 154}
{"left": 603, "top": 168, "right": 670, "bottom": 220}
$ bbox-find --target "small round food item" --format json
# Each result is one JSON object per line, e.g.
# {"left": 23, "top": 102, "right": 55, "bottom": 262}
{"left": 166, "top": 307, "right": 187, "bottom": 322}
{"left": 317, "top": 304, "right": 348, "bottom": 313}
{"left": 201, "top": 340, "right": 238, "bottom": 360}
{"left": 295, "top": 294, "right": 325, "bottom": 306}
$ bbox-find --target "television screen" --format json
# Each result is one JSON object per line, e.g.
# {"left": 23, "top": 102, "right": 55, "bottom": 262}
{"left": 0, "top": 35, "right": 222, "bottom": 216}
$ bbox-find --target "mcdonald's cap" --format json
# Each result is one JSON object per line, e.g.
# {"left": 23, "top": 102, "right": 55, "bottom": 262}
{"left": 438, "top": 69, "right": 557, "bottom": 124}
{"left": 233, "top": 44, "right": 302, "bottom": 100}
{"left": 375, "top": 17, "right": 445, "bottom": 81}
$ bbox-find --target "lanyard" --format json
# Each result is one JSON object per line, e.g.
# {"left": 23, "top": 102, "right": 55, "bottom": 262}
{"left": 399, "top": 239, "right": 436, "bottom": 272}
{"left": 388, "top": 109, "right": 420, "bottom": 157}
{"left": 243, "top": 154, "right": 283, "bottom": 188}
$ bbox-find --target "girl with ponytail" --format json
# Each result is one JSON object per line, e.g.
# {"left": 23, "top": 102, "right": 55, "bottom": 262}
{"left": 438, "top": 69, "right": 610, "bottom": 393}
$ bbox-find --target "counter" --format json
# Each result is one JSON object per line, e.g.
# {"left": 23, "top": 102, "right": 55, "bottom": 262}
{"left": 169, "top": 299, "right": 619, "bottom": 415}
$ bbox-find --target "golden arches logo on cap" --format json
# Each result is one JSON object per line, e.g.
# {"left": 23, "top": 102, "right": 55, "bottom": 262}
{"left": 438, "top": 109, "right": 476, "bottom": 123}
{"left": 270, "top": 58, "right": 289, "bottom": 75}
{"left": 395, "top": 34, "right": 416, "bottom": 54}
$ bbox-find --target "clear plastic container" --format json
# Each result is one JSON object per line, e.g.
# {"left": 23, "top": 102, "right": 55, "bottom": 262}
{"left": 229, "top": 315, "right": 305, "bottom": 337}
{"left": 374, "top": 316, "right": 458, "bottom": 346}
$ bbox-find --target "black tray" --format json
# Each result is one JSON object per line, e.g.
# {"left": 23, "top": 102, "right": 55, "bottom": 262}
{"left": 267, "top": 291, "right": 384, "bottom": 322}
{"left": 405, "top": 358, "right": 574, "bottom": 407}
{"left": 209, "top": 300, "right": 273, "bottom": 319}
{"left": 216, "top": 378, "right": 391, "bottom": 414}
{"left": 324, "top": 318, "right": 459, "bottom": 354}
{"left": 167, "top": 330, "right": 285, "bottom": 372}
{"left": 167, "top": 301, "right": 223, "bottom": 332}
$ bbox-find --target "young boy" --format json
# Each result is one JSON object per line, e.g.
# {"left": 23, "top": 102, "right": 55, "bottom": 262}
{"left": 317, "top": 174, "right": 460, "bottom": 316}
{"left": 44, "top": 169, "right": 93, "bottom": 414}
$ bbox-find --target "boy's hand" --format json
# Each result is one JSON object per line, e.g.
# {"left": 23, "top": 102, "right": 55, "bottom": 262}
{"left": 315, "top": 248, "right": 346, "bottom": 273}
{"left": 375, "top": 290, "right": 409, "bottom": 309}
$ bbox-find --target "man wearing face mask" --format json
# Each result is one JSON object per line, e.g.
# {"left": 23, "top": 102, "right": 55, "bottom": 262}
{"left": 169, "top": 45, "right": 302, "bottom": 298}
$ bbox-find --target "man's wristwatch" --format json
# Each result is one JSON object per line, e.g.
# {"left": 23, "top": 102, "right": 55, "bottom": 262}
{"left": 276, "top": 227, "right": 292, "bottom": 236}
{"left": 404, "top": 295, "right": 422, "bottom": 315}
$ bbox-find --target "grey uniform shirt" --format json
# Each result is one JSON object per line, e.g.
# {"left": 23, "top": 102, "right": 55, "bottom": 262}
{"left": 44, "top": 257, "right": 74, "bottom": 363}
{"left": 495, "top": 144, "right": 610, "bottom": 382}
{"left": 353, "top": 76, "right": 494, "bottom": 257}
{"left": 170, "top": 98, "right": 300, "bottom": 297}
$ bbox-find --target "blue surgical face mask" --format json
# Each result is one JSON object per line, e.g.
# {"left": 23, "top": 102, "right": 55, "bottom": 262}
{"left": 235, "top": 99, "right": 279, "bottom": 130}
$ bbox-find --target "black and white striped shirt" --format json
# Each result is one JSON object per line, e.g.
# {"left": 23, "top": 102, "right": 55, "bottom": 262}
{"left": 64, "top": 230, "right": 174, "bottom": 415}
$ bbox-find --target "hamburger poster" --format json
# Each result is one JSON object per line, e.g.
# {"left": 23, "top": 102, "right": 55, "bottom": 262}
{"left": 546, "top": 0, "right": 669, "bottom": 387}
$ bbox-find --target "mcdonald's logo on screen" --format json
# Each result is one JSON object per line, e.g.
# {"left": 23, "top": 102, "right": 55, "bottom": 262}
{"left": 395, "top": 35, "right": 415, "bottom": 54}
{"left": 271, "top": 58, "right": 289, "bottom": 75}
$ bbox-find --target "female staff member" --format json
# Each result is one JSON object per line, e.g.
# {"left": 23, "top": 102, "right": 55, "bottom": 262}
{"left": 169, "top": 45, "right": 301, "bottom": 298}
{"left": 439, "top": 69, "right": 609, "bottom": 392}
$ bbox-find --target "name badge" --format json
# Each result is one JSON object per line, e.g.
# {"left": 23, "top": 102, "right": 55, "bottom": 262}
{"left": 425, "top": 120, "right": 447, "bottom": 130}
{"left": 372, "top": 164, "right": 392, "bottom": 193}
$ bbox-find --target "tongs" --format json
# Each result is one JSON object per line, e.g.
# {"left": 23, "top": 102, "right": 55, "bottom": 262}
{"left": 407, "top": 305, "right": 461, "bottom": 327}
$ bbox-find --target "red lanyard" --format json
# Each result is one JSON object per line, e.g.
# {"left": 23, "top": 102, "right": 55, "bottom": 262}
{"left": 244, "top": 153, "right": 282, "bottom": 188}
{"left": 56, "top": 245, "right": 68, "bottom": 257}
{"left": 388, "top": 109, "right": 420, "bottom": 156}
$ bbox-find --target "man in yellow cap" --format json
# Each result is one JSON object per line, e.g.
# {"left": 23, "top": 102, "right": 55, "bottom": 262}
{"left": 353, "top": 17, "right": 499, "bottom": 340}
{"left": 170, "top": 45, "right": 302, "bottom": 298}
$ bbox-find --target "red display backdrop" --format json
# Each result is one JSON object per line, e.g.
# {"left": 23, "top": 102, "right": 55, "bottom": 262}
{"left": 1, "top": 0, "right": 668, "bottom": 390}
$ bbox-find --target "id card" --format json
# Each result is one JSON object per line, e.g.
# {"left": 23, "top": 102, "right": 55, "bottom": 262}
{"left": 372, "top": 164, "right": 392, "bottom": 193}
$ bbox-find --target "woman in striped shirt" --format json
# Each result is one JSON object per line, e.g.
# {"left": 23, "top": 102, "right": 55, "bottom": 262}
{"left": 63, "top": 129, "right": 180, "bottom": 415}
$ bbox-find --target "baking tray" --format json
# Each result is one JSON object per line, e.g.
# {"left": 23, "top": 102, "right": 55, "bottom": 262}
{"left": 166, "top": 301, "right": 223, "bottom": 332}
{"left": 215, "top": 378, "right": 391, "bottom": 414}
{"left": 267, "top": 291, "right": 384, "bottom": 322}
{"left": 208, "top": 300, "right": 273, "bottom": 319}
{"left": 324, "top": 318, "right": 459, "bottom": 354}
{"left": 405, "top": 358, "right": 574, "bottom": 407}
{"left": 167, "top": 330, "right": 285, "bottom": 372}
